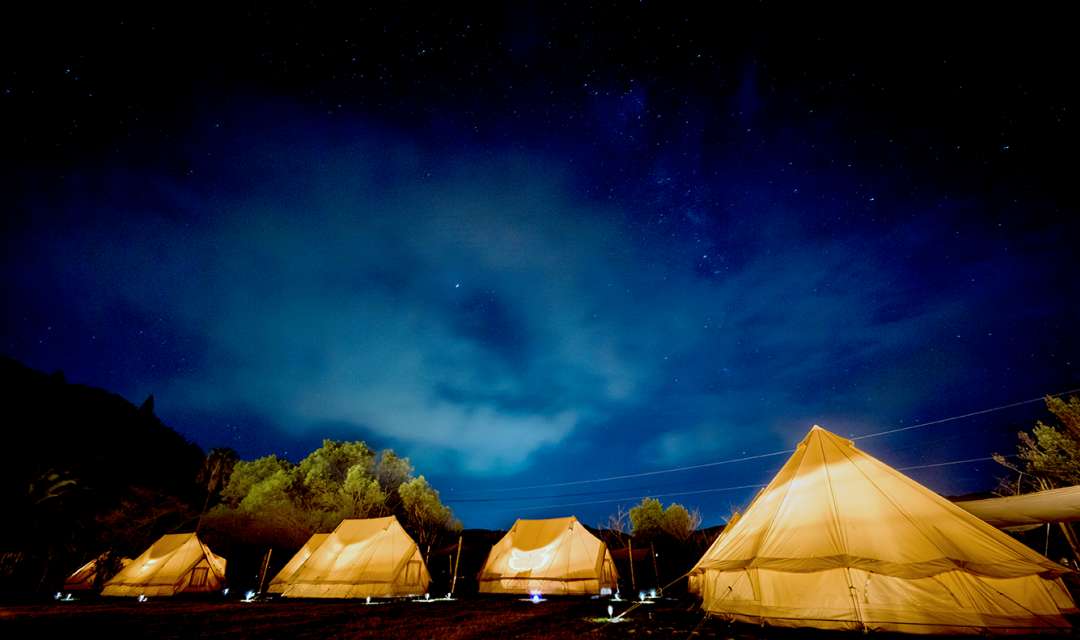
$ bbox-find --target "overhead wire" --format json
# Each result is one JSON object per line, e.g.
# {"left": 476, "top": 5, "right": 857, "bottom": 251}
{"left": 461, "top": 387, "right": 1080, "bottom": 495}
{"left": 504, "top": 454, "right": 1013, "bottom": 513}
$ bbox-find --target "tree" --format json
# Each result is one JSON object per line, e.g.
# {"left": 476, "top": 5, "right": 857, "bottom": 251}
{"left": 602, "top": 505, "right": 631, "bottom": 547}
{"left": 998, "top": 395, "right": 1080, "bottom": 489}
{"left": 398, "top": 475, "right": 460, "bottom": 557}
{"left": 296, "top": 440, "right": 375, "bottom": 511}
{"left": 375, "top": 450, "right": 414, "bottom": 507}
{"left": 219, "top": 455, "right": 291, "bottom": 508}
{"left": 202, "top": 440, "right": 456, "bottom": 555}
{"left": 196, "top": 447, "right": 239, "bottom": 520}
{"left": 660, "top": 503, "right": 702, "bottom": 542}
{"left": 629, "top": 497, "right": 666, "bottom": 541}
{"left": 629, "top": 497, "right": 701, "bottom": 541}
{"left": 342, "top": 466, "right": 386, "bottom": 518}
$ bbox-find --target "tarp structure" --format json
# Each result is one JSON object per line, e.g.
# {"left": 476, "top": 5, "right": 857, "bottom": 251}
{"left": 101, "top": 533, "right": 226, "bottom": 597}
{"left": 689, "top": 425, "right": 1077, "bottom": 634}
{"left": 266, "top": 533, "right": 329, "bottom": 594}
{"left": 63, "top": 555, "right": 132, "bottom": 592}
{"left": 274, "top": 516, "right": 430, "bottom": 598}
{"left": 955, "top": 485, "right": 1080, "bottom": 530}
{"left": 478, "top": 516, "right": 619, "bottom": 595}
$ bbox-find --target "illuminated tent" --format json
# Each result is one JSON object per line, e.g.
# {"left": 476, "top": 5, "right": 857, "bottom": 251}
{"left": 478, "top": 516, "right": 619, "bottom": 595}
{"left": 690, "top": 425, "right": 1077, "bottom": 634}
{"left": 266, "top": 533, "right": 329, "bottom": 594}
{"left": 955, "top": 485, "right": 1080, "bottom": 530}
{"left": 63, "top": 555, "right": 132, "bottom": 592}
{"left": 276, "top": 516, "right": 430, "bottom": 598}
{"left": 101, "top": 533, "right": 226, "bottom": 597}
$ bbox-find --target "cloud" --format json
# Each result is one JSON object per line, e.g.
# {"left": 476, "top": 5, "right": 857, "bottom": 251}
{"left": 11, "top": 123, "right": 736, "bottom": 474}
{"left": 6, "top": 106, "right": 1068, "bottom": 488}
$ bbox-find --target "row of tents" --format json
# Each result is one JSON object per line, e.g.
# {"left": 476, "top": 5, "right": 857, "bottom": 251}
{"left": 70, "top": 513, "right": 617, "bottom": 599}
{"left": 65, "top": 425, "right": 1080, "bottom": 634}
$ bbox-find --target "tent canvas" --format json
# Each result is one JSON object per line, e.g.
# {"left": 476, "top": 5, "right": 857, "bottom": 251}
{"left": 101, "top": 533, "right": 226, "bottom": 597}
{"left": 63, "top": 555, "right": 132, "bottom": 592}
{"left": 689, "top": 425, "right": 1077, "bottom": 634}
{"left": 266, "top": 532, "right": 329, "bottom": 594}
{"left": 955, "top": 485, "right": 1080, "bottom": 529}
{"left": 478, "top": 516, "right": 619, "bottom": 595}
{"left": 275, "top": 516, "right": 430, "bottom": 598}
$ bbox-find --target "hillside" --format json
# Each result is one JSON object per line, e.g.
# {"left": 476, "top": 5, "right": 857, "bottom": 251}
{"left": 0, "top": 356, "right": 206, "bottom": 594}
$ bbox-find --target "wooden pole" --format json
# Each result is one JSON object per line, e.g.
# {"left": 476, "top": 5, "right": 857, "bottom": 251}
{"left": 450, "top": 534, "right": 463, "bottom": 595}
{"left": 627, "top": 538, "right": 636, "bottom": 592}
{"left": 257, "top": 548, "right": 273, "bottom": 595}
{"left": 650, "top": 542, "right": 661, "bottom": 593}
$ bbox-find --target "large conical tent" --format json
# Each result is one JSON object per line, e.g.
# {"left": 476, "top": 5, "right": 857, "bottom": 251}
{"left": 690, "top": 425, "right": 1077, "bottom": 634}
{"left": 101, "top": 533, "right": 226, "bottom": 597}
{"left": 275, "top": 516, "right": 430, "bottom": 598}
{"left": 478, "top": 516, "right": 619, "bottom": 595}
{"left": 266, "top": 533, "right": 329, "bottom": 594}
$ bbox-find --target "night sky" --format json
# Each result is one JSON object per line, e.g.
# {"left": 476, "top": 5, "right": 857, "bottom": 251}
{"left": 3, "top": 4, "right": 1078, "bottom": 529}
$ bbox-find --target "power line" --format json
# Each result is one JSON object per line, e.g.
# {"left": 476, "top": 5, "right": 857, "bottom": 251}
{"left": 507, "top": 454, "right": 1012, "bottom": 513}
{"left": 514, "top": 483, "right": 769, "bottom": 512}
{"left": 849, "top": 392, "right": 1080, "bottom": 441}
{"left": 471, "top": 387, "right": 1080, "bottom": 494}
{"left": 896, "top": 456, "right": 999, "bottom": 471}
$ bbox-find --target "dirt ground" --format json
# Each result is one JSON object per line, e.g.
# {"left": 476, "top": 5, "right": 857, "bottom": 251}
{"left": 1, "top": 596, "right": 1074, "bottom": 639}
{"left": 0, "top": 596, "right": 730, "bottom": 639}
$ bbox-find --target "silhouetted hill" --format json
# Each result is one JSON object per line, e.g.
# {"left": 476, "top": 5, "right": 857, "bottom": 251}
{"left": 0, "top": 356, "right": 206, "bottom": 595}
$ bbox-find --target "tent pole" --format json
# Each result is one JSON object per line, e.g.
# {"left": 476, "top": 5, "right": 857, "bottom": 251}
{"left": 628, "top": 538, "right": 636, "bottom": 592}
{"left": 651, "top": 542, "right": 661, "bottom": 593}
{"left": 451, "top": 535, "right": 463, "bottom": 595}
{"left": 256, "top": 548, "right": 273, "bottom": 595}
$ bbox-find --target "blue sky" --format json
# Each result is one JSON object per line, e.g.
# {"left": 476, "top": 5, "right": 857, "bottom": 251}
{"left": 3, "top": 6, "right": 1077, "bottom": 528}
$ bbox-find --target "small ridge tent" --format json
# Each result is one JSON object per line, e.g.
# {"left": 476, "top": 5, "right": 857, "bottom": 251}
{"left": 101, "top": 533, "right": 226, "bottom": 597}
{"left": 478, "top": 516, "right": 619, "bottom": 595}
{"left": 266, "top": 533, "right": 329, "bottom": 594}
{"left": 63, "top": 555, "right": 132, "bottom": 592}
{"left": 689, "top": 425, "right": 1077, "bottom": 634}
{"left": 276, "top": 516, "right": 430, "bottom": 598}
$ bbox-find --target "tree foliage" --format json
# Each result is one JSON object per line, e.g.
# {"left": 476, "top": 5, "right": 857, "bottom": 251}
{"left": 398, "top": 475, "right": 461, "bottom": 554}
{"left": 999, "top": 395, "right": 1080, "bottom": 490}
{"left": 628, "top": 497, "right": 701, "bottom": 542}
{"left": 203, "top": 441, "right": 457, "bottom": 554}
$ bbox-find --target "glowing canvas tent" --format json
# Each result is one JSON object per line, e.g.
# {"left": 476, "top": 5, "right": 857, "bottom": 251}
{"left": 478, "top": 516, "right": 619, "bottom": 595}
{"left": 101, "top": 533, "right": 226, "bottom": 597}
{"left": 689, "top": 425, "right": 1077, "bottom": 634}
{"left": 955, "top": 485, "right": 1080, "bottom": 529}
{"left": 266, "top": 532, "right": 329, "bottom": 594}
{"left": 63, "top": 555, "right": 132, "bottom": 592}
{"left": 275, "top": 516, "right": 430, "bottom": 598}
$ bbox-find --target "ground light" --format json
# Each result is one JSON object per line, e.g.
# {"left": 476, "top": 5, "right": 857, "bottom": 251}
{"left": 586, "top": 602, "right": 627, "bottom": 624}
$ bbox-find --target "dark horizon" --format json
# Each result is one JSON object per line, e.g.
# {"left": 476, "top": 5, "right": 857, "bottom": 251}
{"left": 3, "top": 4, "right": 1078, "bottom": 529}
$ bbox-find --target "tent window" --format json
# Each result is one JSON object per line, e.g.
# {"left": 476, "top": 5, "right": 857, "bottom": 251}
{"left": 189, "top": 566, "right": 208, "bottom": 588}
{"left": 405, "top": 560, "right": 419, "bottom": 584}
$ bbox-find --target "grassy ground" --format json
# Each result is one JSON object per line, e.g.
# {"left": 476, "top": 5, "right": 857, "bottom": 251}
{"left": 1, "top": 596, "right": 1075, "bottom": 639}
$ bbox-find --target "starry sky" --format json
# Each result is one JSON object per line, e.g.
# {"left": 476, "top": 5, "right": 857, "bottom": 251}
{"left": 2, "top": 4, "right": 1078, "bottom": 529}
